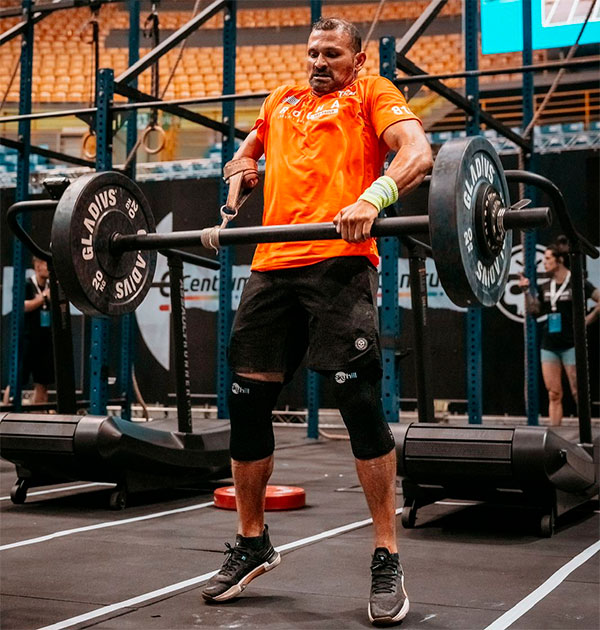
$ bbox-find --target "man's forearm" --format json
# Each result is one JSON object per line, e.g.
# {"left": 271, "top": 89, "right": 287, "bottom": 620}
{"left": 385, "top": 142, "right": 432, "bottom": 198}
{"left": 233, "top": 129, "right": 264, "bottom": 162}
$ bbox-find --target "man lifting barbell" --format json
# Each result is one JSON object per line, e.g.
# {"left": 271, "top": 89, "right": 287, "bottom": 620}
{"left": 200, "top": 18, "right": 432, "bottom": 626}
{"left": 44, "top": 17, "right": 548, "bottom": 626}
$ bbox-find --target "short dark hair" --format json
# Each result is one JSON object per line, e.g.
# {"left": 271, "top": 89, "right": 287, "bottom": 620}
{"left": 311, "top": 17, "right": 362, "bottom": 54}
{"left": 547, "top": 235, "right": 570, "bottom": 268}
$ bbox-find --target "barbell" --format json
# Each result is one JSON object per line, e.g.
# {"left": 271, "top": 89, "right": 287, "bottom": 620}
{"left": 49, "top": 136, "right": 551, "bottom": 317}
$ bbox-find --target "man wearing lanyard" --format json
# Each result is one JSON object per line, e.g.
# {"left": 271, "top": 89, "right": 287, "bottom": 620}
{"left": 23, "top": 256, "right": 54, "bottom": 404}
{"left": 520, "top": 238, "right": 599, "bottom": 425}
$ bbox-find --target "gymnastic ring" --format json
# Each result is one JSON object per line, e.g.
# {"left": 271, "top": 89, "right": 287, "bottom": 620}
{"left": 81, "top": 130, "right": 96, "bottom": 159}
{"left": 141, "top": 124, "right": 166, "bottom": 155}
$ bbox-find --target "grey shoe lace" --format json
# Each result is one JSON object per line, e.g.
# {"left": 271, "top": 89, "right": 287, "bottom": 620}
{"left": 220, "top": 543, "right": 250, "bottom": 576}
{"left": 371, "top": 556, "right": 399, "bottom": 594}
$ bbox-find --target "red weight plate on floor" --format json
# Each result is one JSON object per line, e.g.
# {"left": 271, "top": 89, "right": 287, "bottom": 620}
{"left": 214, "top": 485, "right": 306, "bottom": 511}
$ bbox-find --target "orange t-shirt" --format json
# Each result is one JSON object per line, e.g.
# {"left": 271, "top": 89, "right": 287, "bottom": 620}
{"left": 250, "top": 75, "right": 420, "bottom": 271}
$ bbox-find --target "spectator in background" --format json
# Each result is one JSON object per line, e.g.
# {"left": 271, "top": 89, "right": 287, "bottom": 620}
{"left": 520, "top": 236, "right": 599, "bottom": 425}
{"left": 23, "top": 256, "right": 54, "bottom": 404}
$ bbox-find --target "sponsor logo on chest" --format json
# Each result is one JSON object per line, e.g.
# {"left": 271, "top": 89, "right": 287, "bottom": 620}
{"left": 278, "top": 91, "right": 357, "bottom": 121}
{"left": 307, "top": 99, "right": 341, "bottom": 120}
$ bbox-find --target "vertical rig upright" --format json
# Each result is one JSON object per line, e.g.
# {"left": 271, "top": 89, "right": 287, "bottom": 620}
{"left": 124, "top": 0, "right": 140, "bottom": 183}
{"left": 118, "top": 0, "right": 141, "bottom": 421}
{"left": 464, "top": 0, "right": 482, "bottom": 424}
{"left": 8, "top": 0, "right": 34, "bottom": 411}
{"left": 379, "top": 36, "right": 401, "bottom": 424}
{"left": 89, "top": 68, "right": 115, "bottom": 415}
{"left": 521, "top": 0, "right": 540, "bottom": 425}
{"left": 217, "top": 0, "right": 237, "bottom": 419}
{"left": 306, "top": 0, "right": 323, "bottom": 440}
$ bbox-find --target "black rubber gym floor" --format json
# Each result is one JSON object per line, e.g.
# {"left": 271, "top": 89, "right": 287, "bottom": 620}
{"left": 1, "top": 424, "right": 598, "bottom": 630}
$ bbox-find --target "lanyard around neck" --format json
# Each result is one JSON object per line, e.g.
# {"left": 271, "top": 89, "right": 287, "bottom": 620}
{"left": 31, "top": 275, "right": 44, "bottom": 295}
{"left": 550, "top": 271, "right": 570, "bottom": 311}
{"left": 31, "top": 275, "right": 49, "bottom": 311}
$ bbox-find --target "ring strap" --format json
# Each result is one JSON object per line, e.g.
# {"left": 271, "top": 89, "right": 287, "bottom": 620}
{"left": 202, "top": 157, "right": 258, "bottom": 254}
{"left": 222, "top": 156, "right": 258, "bottom": 218}
{"left": 200, "top": 226, "right": 221, "bottom": 252}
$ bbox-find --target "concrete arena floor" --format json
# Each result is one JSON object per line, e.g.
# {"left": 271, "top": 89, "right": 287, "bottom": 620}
{"left": 0, "top": 425, "right": 598, "bottom": 630}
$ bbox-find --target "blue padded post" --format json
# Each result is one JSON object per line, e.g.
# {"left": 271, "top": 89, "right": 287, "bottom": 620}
{"left": 217, "top": 0, "right": 237, "bottom": 419}
{"left": 89, "top": 68, "right": 114, "bottom": 415}
{"left": 464, "top": 0, "right": 483, "bottom": 424}
{"left": 8, "top": 0, "right": 34, "bottom": 411}
{"left": 379, "top": 36, "right": 401, "bottom": 423}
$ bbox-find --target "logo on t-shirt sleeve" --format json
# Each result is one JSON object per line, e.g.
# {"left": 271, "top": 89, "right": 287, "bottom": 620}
{"left": 392, "top": 104, "right": 414, "bottom": 117}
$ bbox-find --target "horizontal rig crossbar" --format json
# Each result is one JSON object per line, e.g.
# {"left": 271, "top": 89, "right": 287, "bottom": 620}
{"left": 397, "top": 56, "right": 600, "bottom": 84}
{"left": 395, "top": 56, "right": 531, "bottom": 152}
{"left": 0, "top": 136, "right": 95, "bottom": 168}
{"left": 111, "top": 90, "right": 270, "bottom": 113}
{"left": 0, "top": 92, "right": 268, "bottom": 125}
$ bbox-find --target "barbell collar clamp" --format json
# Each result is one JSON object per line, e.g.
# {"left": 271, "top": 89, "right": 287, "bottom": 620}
{"left": 496, "top": 207, "right": 506, "bottom": 236}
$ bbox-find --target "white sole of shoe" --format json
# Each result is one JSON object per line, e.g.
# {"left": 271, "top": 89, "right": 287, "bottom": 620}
{"left": 368, "top": 576, "right": 410, "bottom": 626}
{"left": 368, "top": 597, "right": 409, "bottom": 625}
{"left": 203, "top": 552, "right": 282, "bottom": 602}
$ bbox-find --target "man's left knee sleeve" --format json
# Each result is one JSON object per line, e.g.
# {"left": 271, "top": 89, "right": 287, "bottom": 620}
{"left": 326, "top": 364, "right": 395, "bottom": 460}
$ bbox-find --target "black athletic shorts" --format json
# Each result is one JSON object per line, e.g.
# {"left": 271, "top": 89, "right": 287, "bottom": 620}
{"left": 22, "top": 337, "right": 54, "bottom": 386}
{"left": 229, "top": 256, "right": 381, "bottom": 379}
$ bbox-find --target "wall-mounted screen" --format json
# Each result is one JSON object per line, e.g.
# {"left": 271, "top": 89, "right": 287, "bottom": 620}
{"left": 481, "top": 0, "right": 600, "bottom": 54}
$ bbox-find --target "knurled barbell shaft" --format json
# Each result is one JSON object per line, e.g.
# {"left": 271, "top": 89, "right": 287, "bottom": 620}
{"left": 111, "top": 216, "right": 430, "bottom": 253}
{"left": 111, "top": 208, "right": 550, "bottom": 254}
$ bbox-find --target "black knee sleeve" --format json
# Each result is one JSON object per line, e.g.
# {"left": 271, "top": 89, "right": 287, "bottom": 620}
{"left": 326, "top": 364, "right": 395, "bottom": 460}
{"left": 228, "top": 375, "right": 283, "bottom": 461}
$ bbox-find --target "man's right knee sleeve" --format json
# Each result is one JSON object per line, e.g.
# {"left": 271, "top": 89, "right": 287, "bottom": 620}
{"left": 228, "top": 375, "right": 283, "bottom": 461}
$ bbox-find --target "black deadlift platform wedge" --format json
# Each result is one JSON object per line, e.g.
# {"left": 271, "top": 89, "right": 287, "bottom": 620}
{"left": 0, "top": 251, "right": 230, "bottom": 510}
{"left": 0, "top": 413, "right": 230, "bottom": 509}
{"left": 393, "top": 423, "right": 598, "bottom": 537}
{"left": 3, "top": 196, "right": 230, "bottom": 509}
{"left": 392, "top": 172, "right": 599, "bottom": 538}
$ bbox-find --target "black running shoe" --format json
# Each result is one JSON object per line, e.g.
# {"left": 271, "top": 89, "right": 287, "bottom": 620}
{"left": 368, "top": 547, "right": 409, "bottom": 626}
{"left": 202, "top": 525, "right": 281, "bottom": 602}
